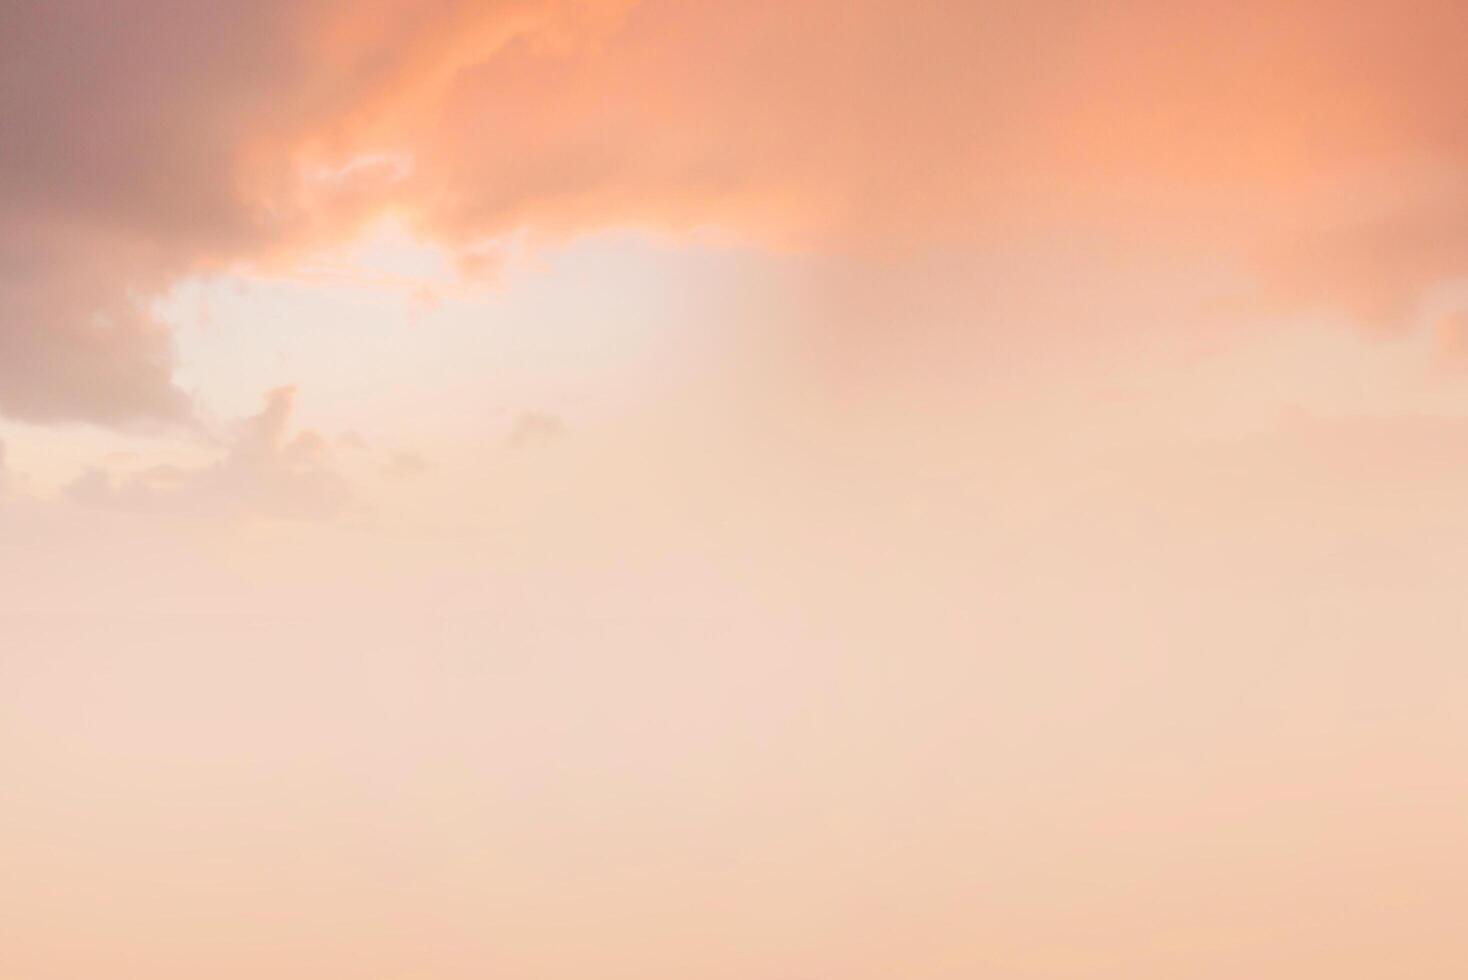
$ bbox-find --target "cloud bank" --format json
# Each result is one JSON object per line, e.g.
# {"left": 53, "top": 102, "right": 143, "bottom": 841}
{"left": 64, "top": 387, "right": 352, "bottom": 521}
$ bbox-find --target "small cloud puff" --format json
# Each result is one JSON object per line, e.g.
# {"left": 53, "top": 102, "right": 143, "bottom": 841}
{"left": 506, "top": 412, "right": 566, "bottom": 450}
{"left": 383, "top": 449, "right": 431, "bottom": 479}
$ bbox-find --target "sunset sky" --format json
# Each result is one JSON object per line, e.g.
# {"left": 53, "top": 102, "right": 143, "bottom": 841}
{"left": 4, "top": 2, "right": 1468, "bottom": 977}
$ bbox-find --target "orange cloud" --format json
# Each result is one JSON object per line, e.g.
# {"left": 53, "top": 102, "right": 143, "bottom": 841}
{"left": 7, "top": 0, "right": 1468, "bottom": 423}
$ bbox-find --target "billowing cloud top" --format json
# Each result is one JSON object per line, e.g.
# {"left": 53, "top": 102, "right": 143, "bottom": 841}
{"left": 6, "top": 0, "right": 1468, "bottom": 423}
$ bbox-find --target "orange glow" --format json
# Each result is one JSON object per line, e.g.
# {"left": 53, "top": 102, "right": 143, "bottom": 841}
{"left": 3, "top": 2, "right": 1468, "bottom": 977}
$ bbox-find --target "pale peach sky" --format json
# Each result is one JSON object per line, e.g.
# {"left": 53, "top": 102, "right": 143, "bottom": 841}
{"left": 3, "top": 2, "right": 1468, "bottom": 977}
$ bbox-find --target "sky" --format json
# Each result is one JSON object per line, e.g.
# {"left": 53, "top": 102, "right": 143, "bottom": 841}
{"left": 3, "top": 1, "right": 1468, "bottom": 977}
